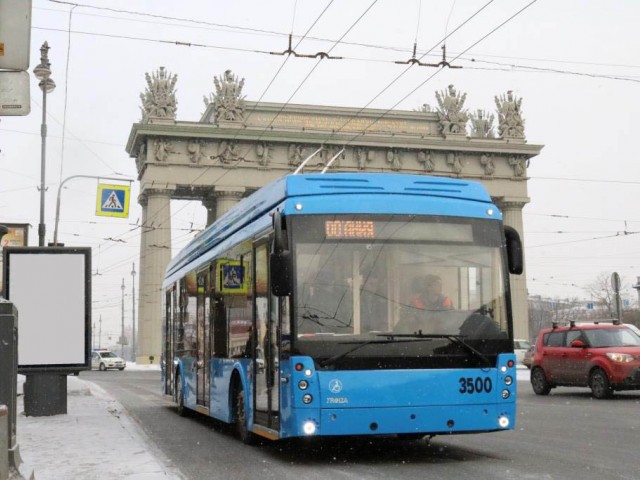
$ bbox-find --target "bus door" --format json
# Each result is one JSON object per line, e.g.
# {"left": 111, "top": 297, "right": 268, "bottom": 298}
{"left": 253, "top": 243, "right": 280, "bottom": 431}
{"left": 196, "top": 269, "right": 211, "bottom": 407}
{"left": 163, "top": 287, "right": 176, "bottom": 396}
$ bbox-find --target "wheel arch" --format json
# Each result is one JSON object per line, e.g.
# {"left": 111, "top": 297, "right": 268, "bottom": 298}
{"left": 229, "top": 366, "right": 251, "bottom": 423}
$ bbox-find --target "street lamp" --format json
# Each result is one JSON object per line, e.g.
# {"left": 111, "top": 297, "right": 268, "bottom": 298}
{"left": 33, "top": 42, "right": 56, "bottom": 247}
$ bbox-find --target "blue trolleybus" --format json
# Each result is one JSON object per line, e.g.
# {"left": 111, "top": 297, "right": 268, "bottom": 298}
{"left": 162, "top": 172, "right": 523, "bottom": 443}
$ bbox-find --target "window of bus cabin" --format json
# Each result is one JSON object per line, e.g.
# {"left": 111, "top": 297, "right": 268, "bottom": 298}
{"left": 290, "top": 215, "right": 511, "bottom": 368}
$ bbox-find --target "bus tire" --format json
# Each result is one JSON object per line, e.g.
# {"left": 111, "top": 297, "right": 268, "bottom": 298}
{"left": 234, "top": 383, "right": 257, "bottom": 445}
{"left": 176, "top": 373, "right": 188, "bottom": 417}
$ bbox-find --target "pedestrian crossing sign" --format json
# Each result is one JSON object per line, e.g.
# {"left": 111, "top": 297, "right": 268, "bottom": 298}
{"left": 96, "top": 183, "right": 130, "bottom": 218}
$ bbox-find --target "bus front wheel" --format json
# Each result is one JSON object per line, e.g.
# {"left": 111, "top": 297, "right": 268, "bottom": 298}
{"left": 234, "top": 384, "right": 257, "bottom": 445}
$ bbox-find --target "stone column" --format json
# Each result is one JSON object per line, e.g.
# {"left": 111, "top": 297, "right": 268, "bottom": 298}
{"left": 202, "top": 195, "right": 217, "bottom": 227}
{"left": 137, "top": 187, "right": 173, "bottom": 364}
{"left": 498, "top": 198, "right": 530, "bottom": 340}
{"left": 214, "top": 187, "right": 245, "bottom": 220}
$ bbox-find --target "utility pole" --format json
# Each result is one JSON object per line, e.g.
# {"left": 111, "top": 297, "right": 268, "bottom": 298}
{"left": 121, "top": 278, "right": 125, "bottom": 357}
{"left": 131, "top": 262, "right": 136, "bottom": 363}
{"left": 98, "top": 315, "right": 102, "bottom": 349}
{"left": 33, "top": 42, "right": 56, "bottom": 246}
{"left": 633, "top": 276, "right": 640, "bottom": 308}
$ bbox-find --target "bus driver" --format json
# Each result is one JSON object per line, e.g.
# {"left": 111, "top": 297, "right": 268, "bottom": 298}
{"left": 411, "top": 274, "right": 453, "bottom": 311}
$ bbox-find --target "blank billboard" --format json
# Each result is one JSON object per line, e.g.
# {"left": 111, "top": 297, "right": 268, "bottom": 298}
{"left": 3, "top": 247, "right": 91, "bottom": 371}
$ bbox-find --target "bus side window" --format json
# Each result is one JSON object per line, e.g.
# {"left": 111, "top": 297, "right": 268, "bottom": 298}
{"left": 212, "top": 294, "right": 227, "bottom": 357}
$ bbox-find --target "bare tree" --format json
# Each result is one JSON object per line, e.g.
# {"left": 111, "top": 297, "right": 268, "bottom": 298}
{"left": 584, "top": 272, "right": 632, "bottom": 318}
{"left": 528, "top": 296, "right": 582, "bottom": 340}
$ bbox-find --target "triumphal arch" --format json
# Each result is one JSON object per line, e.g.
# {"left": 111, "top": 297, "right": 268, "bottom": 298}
{"left": 126, "top": 67, "right": 543, "bottom": 364}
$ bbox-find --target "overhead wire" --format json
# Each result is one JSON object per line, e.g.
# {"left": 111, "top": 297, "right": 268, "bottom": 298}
{"left": 35, "top": 1, "right": 640, "bottom": 74}
{"left": 117, "top": 0, "right": 342, "bottom": 264}
{"left": 58, "top": 4, "right": 76, "bottom": 185}
{"left": 336, "top": 0, "right": 539, "bottom": 148}
{"left": 465, "top": 58, "right": 640, "bottom": 83}
{"left": 141, "top": 0, "right": 374, "bottom": 232}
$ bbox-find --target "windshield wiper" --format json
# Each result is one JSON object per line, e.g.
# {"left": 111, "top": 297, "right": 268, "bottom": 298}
{"left": 385, "top": 332, "right": 493, "bottom": 368}
{"left": 301, "top": 312, "right": 328, "bottom": 327}
{"left": 319, "top": 336, "right": 429, "bottom": 368}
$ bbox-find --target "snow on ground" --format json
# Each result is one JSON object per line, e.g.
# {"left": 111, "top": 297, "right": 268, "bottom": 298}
{"left": 516, "top": 366, "right": 531, "bottom": 383}
{"left": 15, "top": 364, "right": 184, "bottom": 480}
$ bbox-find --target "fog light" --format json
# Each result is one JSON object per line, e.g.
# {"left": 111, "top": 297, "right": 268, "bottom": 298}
{"left": 298, "top": 380, "right": 309, "bottom": 390}
{"left": 302, "top": 394, "right": 313, "bottom": 404}
{"left": 501, "top": 389, "right": 510, "bottom": 399}
{"left": 504, "top": 376, "right": 513, "bottom": 386}
{"left": 498, "top": 416, "right": 510, "bottom": 428}
{"left": 303, "top": 421, "right": 316, "bottom": 435}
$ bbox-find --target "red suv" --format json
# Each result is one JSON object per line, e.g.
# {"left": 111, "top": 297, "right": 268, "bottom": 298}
{"left": 530, "top": 322, "right": 640, "bottom": 399}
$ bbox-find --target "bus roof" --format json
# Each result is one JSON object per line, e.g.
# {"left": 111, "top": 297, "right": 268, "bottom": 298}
{"left": 164, "top": 172, "right": 498, "bottom": 284}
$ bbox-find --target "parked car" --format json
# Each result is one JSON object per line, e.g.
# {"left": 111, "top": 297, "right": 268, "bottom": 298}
{"left": 530, "top": 322, "right": 640, "bottom": 399}
{"left": 92, "top": 350, "right": 126, "bottom": 371}
{"left": 514, "top": 338, "right": 532, "bottom": 367}
{"left": 522, "top": 343, "right": 535, "bottom": 369}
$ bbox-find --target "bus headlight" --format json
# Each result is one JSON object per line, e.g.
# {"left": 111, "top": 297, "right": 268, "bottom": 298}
{"left": 504, "top": 376, "right": 513, "bottom": 386}
{"left": 498, "top": 416, "right": 510, "bottom": 428}
{"left": 501, "top": 389, "right": 510, "bottom": 399}
{"left": 303, "top": 421, "right": 316, "bottom": 435}
{"left": 302, "top": 394, "right": 313, "bottom": 404}
{"left": 298, "top": 380, "right": 309, "bottom": 390}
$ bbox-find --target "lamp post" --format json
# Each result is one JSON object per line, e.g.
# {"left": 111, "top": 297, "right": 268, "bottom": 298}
{"left": 33, "top": 42, "right": 56, "bottom": 247}
{"left": 121, "top": 278, "right": 125, "bottom": 357}
{"left": 131, "top": 262, "right": 136, "bottom": 363}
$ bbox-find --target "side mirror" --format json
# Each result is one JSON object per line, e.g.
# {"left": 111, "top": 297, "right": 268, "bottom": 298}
{"left": 504, "top": 225, "right": 523, "bottom": 275}
{"left": 270, "top": 210, "right": 293, "bottom": 296}
{"left": 270, "top": 250, "right": 292, "bottom": 296}
{"left": 570, "top": 339, "right": 586, "bottom": 348}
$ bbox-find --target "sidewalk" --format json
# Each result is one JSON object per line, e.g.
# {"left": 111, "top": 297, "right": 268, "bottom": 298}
{"left": 14, "top": 365, "right": 184, "bottom": 480}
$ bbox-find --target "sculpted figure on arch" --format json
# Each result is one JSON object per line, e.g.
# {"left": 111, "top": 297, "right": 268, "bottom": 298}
{"left": 495, "top": 90, "right": 525, "bottom": 139}
{"left": 205, "top": 69, "right": 246, "bottom": 123}
{"left": 140, "top": 66, "right": 178, "bottom": 121}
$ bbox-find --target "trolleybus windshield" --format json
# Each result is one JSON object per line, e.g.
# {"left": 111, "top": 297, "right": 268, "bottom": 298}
{"left": 290, "top": 214, "right": 511, "bottom": 369}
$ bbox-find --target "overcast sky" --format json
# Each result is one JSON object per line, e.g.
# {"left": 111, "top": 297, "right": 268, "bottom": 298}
{"left": 2, "top": 0, "right": 640, "bottom": 342}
